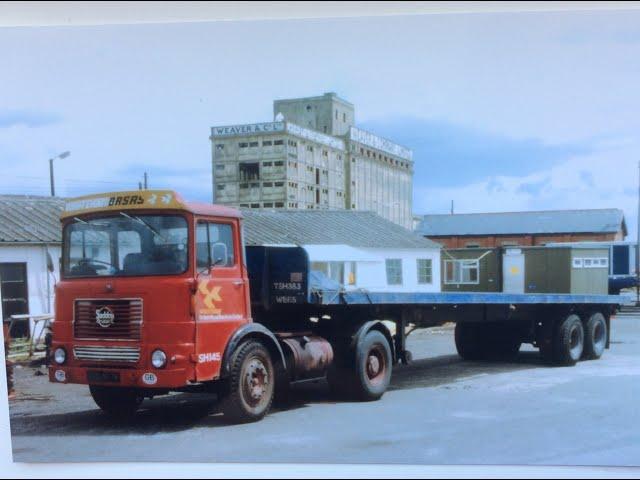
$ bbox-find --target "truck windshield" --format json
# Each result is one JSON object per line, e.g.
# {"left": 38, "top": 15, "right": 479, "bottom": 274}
{"left": 63, "top": 214, "right": 189, "bottom": 278}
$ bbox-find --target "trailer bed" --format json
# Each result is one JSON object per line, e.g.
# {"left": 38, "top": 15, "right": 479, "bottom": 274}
{"left": 310, "top": 290, "right": 624, "bottom": 306}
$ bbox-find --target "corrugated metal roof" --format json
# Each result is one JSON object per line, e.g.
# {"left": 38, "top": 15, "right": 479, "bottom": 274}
{"left": 417, "top": 209, "right": 626, "bottom": 237}
{"left": 0, "top": 195, "right": 65, "bottom": 244}
{"left": 242, "top": 209, "right": 440, "bottom": 249}
{"left": 0, "top": 196, "right": 441, "bottom": 249}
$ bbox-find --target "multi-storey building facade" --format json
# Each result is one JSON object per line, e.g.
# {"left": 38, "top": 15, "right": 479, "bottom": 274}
{"left": 211, "top": 93, "right": 413, "bottom": 228}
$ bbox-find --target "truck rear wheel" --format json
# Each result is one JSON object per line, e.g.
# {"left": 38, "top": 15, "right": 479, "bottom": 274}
{"left": 351, "top": 330, "right": 392, "bottom": 401}
{"left": 220, "top": 340, "right": 274, "bottom": 423}
{"left": 89, "top": 385, "right": 143, "bottom": 418}
{"left": 582, "top": 312, "right": 607, "bottom": 360}
{"left": 553, "top": 314, "right": 584, "bottom": 366}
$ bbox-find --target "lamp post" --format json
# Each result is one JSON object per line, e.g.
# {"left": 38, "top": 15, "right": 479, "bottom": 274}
{"left": 49, "top": 151, "right": 70, "bottom": 197}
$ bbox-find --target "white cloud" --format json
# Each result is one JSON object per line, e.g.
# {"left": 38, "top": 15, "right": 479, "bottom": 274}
{"left": 415, "top": 142, "right": 639, "bottom": 237}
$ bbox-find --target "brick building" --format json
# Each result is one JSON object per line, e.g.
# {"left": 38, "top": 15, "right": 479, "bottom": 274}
{"left": 416, "top": 209, "right": 627, "bottom": 249}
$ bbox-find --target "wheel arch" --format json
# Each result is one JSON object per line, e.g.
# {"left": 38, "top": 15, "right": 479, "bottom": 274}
{"left": 220, "top": 323, "right": 286, "bottom": 379}
{"left": 350, "top": 320, "right": 396, "bottom": 363}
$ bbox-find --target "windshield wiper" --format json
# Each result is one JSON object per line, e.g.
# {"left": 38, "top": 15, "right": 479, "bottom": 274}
{"left": 120, "top": 212, "right": 167, "bottom": 242}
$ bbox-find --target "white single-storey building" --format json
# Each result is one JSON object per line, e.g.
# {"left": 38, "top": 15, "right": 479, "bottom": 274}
{"left": 241, "top": 209, "right": 442, "bottom": 293}
{"left": 0, "top": 195, "right": 64, "bottom": 338}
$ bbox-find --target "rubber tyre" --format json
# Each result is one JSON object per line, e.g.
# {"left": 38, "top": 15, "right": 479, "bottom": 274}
{"left": 553, "top": 314, "right": 584, "bottom": 366}
{"left": 455, "top": 323, "right": 484, "bottom": 360}
{"left": 582, "top": 312, "right": 607, "bottom": 360}
{"left": 220, "top": 341, "right": 274, "bottom": 424}
{"left": 351, "top": 330, "right": 392, "bottom": 401}
{"left": 89, "top": 385, "right": 143, "bottom": 418}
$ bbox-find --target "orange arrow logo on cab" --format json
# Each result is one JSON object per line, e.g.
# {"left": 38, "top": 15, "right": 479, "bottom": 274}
{"left": 198, "top": 281, "right": 222, "bottom": 315}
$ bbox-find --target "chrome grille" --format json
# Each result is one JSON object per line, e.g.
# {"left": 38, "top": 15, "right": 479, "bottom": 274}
{"left": 74, "top": 299, "right": 142, "bottom": 340}
{"left": 73, "top": 346, "right": 140, "bottom": 363}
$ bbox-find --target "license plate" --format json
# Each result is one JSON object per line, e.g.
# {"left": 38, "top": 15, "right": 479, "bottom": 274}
{"left": 87, "top": 370, "right": 120, "bottom": 384}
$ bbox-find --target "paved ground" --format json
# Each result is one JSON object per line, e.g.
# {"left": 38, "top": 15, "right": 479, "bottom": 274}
{"left": 8, "top": 315, "right": 640, "bottom": 466}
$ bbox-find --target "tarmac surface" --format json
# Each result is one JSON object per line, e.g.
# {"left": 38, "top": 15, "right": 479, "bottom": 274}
{"left": 8, "top": 315, "right": 640, "bottom": 466}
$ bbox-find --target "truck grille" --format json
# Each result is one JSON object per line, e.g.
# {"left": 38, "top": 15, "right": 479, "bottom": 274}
{"left": 73, "top": 346, "right": 141, "bottom": 363}
{"left": 74, "top": 299, "right": 142, "bottom": 340}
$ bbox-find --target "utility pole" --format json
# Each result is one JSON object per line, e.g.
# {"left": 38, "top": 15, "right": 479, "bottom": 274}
{"left": 635, "top": 162, "right": 640, "bottom": 306}
{"left": 49, "top": 151, "right": 70, "bottom": 196}
{"left": 143, "top": 172, "right": 148, "bottom": 190}
{"left": 450, "top": 200, "right": 454, "bottom": 215}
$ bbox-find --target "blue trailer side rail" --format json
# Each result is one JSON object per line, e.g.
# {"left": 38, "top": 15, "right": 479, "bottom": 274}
{"left": 310, "top": 290, "right": 624, "bottom": 306}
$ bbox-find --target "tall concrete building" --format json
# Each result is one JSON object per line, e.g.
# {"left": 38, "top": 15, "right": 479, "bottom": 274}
{"left": 210, "top": 92, "right": 413, "bottom": 228}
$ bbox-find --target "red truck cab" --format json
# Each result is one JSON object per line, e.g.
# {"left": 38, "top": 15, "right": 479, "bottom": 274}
{"left": 49, "top": 190, "right": 281, "bottom": 421}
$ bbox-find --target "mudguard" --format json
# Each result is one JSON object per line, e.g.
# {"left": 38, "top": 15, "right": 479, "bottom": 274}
{"left": 220, "top": 323, "right": 287, "bottom": 378}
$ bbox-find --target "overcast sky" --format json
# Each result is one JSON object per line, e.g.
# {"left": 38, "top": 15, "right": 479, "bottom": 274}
{"left": 2, "top": 10, "right": 640, "bottom": 235}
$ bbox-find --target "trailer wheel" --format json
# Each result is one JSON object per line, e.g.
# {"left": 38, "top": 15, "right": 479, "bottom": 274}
{"left": 352, "top": 330, "right": 392, "bottom": 401}
{"left": 455, "top": 323, "right": 484, "bottom": 360}
{"left": 220, "top": 340, "right": 274, "bottom": 423}
{"left": 553, "top": 314, "right": 584, "bottom": 366}
{"left": 89, "top": 385, "right": 143, "bottom": 418}
{"left": 582, "top": 312, "right": 607, "bottom": 360}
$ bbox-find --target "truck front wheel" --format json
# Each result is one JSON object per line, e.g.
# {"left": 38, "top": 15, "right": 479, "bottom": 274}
{"left": 220, "top": 340, "right": 274, "bottom": 423}
{"left": 89, "top": 385, "right": 143, "bottom": 418}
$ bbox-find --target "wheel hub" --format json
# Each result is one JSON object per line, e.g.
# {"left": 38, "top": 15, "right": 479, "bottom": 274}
{"left": 367, "top": 353, "right": 381, "bottom": 378}
{"left": 245, "top": 359, "right": 268, "bottom": 401}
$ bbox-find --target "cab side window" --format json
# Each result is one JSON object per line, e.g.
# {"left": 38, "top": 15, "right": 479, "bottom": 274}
{"left": 196, "top": 222, "right": 236, "bottom": 269}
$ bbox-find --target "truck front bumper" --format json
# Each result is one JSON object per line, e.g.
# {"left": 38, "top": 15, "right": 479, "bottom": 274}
{"left": 48, "top": 365, "right": 192, "bottom": 389}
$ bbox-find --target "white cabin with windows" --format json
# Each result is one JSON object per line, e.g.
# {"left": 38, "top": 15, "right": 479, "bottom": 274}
{"left": 241, "top": 210, "right": 442, "bottom": 293}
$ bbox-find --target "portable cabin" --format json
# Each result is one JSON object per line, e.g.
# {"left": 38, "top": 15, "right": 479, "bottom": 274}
{"left": 503, "top": 245, "right": 609, "bottom": 295}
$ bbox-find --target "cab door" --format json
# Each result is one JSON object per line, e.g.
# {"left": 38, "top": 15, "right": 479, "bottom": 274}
{"left": 194, "top": 219, "right": 249, "bottom": 381}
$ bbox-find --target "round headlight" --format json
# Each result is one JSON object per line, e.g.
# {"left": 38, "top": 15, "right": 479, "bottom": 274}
{"left": 151, "top": 350, "right": 167, "bottom": 369}
{"left": 54, "top": 347, "right": 66, "bottom": 365}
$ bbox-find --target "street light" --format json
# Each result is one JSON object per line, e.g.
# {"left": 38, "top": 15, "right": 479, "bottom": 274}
{"left": 49, "top": 151, "right": 70, "bottom": 197}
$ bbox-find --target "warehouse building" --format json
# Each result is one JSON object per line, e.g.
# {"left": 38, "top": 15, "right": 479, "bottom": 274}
{"left": 416, "top": 209, "right": 627, "bottom": 249}
{"left": 0, "top": 195, "right": 63, "bottom": 338}
{"left": 210, "top": 92, "right": 414, "bottom": 229}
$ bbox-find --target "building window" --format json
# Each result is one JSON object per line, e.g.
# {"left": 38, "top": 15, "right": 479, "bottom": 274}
{"left": 274, "top": 181, "right": 284, "bottom": 187}
{"left": 385, "top": 259, "right": 403, "bottom": 285}
{"left": 215, "top": 164, "right": 225, "bottom": 171}
{"left": 239, "top": 162, "right": 260, "bottom": 181}
{"left": 444, "top": 260, "right": 479, "bottom": 285}
{"left": 274, "top": 161, "right": 284, "bottom": 167}
{"left": 465, "top": 243, "right": 480, "bottom": 248}
{"left": 343, "top": 113, "right": 346, "bottom": 122}
{"left": 275, "top": 202, "right": 284, "bottom": 208}
{"left": 417, "top": 259, "right": 433, "bottom": 284}
{"left": 216, "top": 184, "right": 225, "bottom": 191}
{"left": 264, "top": 202, "right": 273, "bottom": 208}
{"left": 249, "top": 141, "right": 259, "bottom": 147}
{"left": 215, "top": 144, "right": 224, "bottom": 150}
{"left": 239, "top": 142, "right": 248, "bottom": 148}
{"left": 274, "top": 139, "right": 284, "bottom": 146}
{"left": 263, "top": 161, "right": 272, "bottom": 167}
{"left": 263, "top": 140, "right": 273, "bottom": 147}
{"left": 250, "top": 203, "right": 260, "bottom": 208}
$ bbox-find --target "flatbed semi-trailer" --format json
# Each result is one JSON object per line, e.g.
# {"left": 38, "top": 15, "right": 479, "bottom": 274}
{"left": 48, "top": 191, "right": 622, "bottom": 423}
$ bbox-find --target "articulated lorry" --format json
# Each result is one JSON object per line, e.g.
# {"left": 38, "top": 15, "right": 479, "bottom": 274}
{"left": 49, "top": 190, "right": 621, "bottom": 422}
